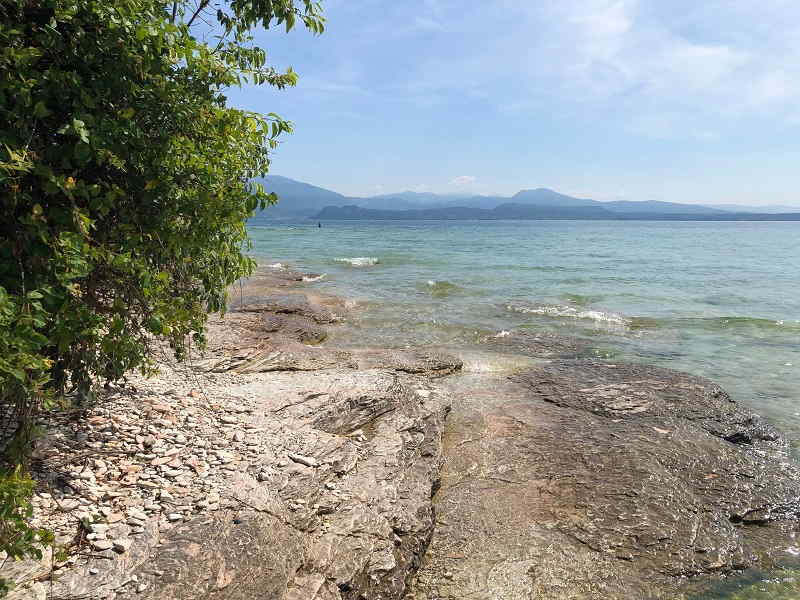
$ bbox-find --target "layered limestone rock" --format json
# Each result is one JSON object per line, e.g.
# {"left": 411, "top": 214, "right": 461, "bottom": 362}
{"left": 411, "top": 361, "right": 800, "bottom": 599}
{"left": 8, "top": 370, "right": 450, "bottom": 600}
{"left": 116, "top": 370, "right": 451, "bottom": 600}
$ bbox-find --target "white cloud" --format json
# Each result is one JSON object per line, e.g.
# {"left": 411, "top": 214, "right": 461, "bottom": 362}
{"left": 387, "top": 0, "right": 800, "bottom": 135}
{"left": 450, "top": 175, "right": 476, "bottom": 186}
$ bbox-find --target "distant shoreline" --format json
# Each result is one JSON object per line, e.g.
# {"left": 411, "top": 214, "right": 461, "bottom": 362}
{"left": 312, "top": 204, "right": 800, "bottom": 222}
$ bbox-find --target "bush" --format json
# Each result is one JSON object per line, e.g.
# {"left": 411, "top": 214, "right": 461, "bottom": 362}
{"left": 0, "top": 0, "right": 322, "bottom": 589}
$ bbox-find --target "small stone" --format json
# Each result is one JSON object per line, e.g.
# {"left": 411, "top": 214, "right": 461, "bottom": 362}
{"left": 58, "top": 499, "right": 80, "bottom": 511}
{"left": 91, "top": 539, "right": 114, "bottom": 551}
{"left": 166, "top": 513, "right": 183, "bottom": 522}
{"left": 113, "top": 539, "right": 132, "bottom": 553}
{"left": 136, "top": 583, "right": 148, "bottom": 593}
{"left": 219, "top": 415, "right": 238, "bottom": 425}
{"left": 89, "top": 568, "right": 99, "bottom": 575}
{"left": 287, "top": 453, "right": 318, "bottom": 468}
{"left": 127, "top": 508, "right": 147, "bottom": 521}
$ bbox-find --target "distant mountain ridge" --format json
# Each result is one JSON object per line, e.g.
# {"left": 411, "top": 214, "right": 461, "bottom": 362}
{"left": 249, "top": 176, "right": 800, "bottom": 221}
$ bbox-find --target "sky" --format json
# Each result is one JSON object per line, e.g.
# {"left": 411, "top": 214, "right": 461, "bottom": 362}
{"left": 225, "top": 0, "right": 800, "bottom": 205}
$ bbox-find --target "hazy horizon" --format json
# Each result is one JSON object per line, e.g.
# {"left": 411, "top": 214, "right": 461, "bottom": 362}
{"left": 265, "top": 174, "right": 800, "bottom": 210}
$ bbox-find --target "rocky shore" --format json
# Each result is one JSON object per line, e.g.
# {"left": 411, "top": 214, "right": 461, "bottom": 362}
{"left": 4, "top": 264, "right": 800, "bottom": 599}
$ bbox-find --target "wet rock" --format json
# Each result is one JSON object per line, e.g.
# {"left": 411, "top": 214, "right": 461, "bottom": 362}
{"left": 261, "top": 314, "right": 328, "bottom": 345}
{"left": 234, "top": 293, "right": 339, "bottom": 324}
{"left": 354, "top": 349, "right": 463, "bottom": 376}
{"left": 481, "top": 330, "right": 590, "bottom": 359}
{"left": 518, "top": 360, "right": 784, "bottom": 446}
{"left": 412, "top": 362, "right": 800, "bottom": 599}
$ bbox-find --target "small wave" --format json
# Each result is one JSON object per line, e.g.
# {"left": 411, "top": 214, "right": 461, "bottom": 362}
{"left": 494, "top": 330, "right": 512, "bottom": 338}
{"left": 628, "top": 316, "right": 662, "bottom": 329}
{"left": 334, "top": 257, "right": 380, "bottom": 267}
{"left": 424, "top": 280, "right": 462, "bottom": 297}
{"left": 688, "top": 316, "right": 800, "bottom": 332}
{"left": 267, "top": 262, "right": 285, "bottom": 269}
{"left": 563, "top": 293, "right": 595, "bottom": 306}
{"left": 302, "top": 273, "right": 326, "bottom": 282}
{"left": 507, "top": 303, "right": 630, "bottom": 327}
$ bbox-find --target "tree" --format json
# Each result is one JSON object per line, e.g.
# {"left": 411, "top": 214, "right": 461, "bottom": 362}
{"left": 0, "top": 0, "right": 323, "bottom": 588}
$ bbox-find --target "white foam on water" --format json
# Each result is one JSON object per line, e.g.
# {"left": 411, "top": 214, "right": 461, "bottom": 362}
{"left": 494, "top": 330, "right": 511, "bottom": 338}
{"left": 267, "top": 262, "right": 284, "bottom": 269}
{"left": 507, "top": 303, "right": 630, "bottom": 327}
{"left": 334, "top": 257, "right": 380, "bottom": 267}
{"left": 302, "top": 273, "right": 327, "bottom": 282}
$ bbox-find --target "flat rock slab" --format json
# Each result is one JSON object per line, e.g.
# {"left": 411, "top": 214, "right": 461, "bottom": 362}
{"left": 353, "top": 349, "right": 463, "bottom": 376}
{"left": 96, "top": 369, "right": 450, "bottom": 600}
{"left": 197, "top": 345, "right": 463, "bottom": 378}
{"left": 234, "top": 294, "right": 339, "bottom": 324}
{"left": 411, "top": 361, "right": 800, "bottom": 599}
{"left": 261, "top": 314, "right": 328, "bottom": 344}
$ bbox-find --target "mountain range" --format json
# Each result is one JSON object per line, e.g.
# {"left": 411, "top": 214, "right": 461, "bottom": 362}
{"left": 250, "top": 176, "right": 800, "bottom": 221}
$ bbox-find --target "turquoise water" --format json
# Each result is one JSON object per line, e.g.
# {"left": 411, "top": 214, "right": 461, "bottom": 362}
{"left": 248, "top": 220, "right": 800, "bottom": 446}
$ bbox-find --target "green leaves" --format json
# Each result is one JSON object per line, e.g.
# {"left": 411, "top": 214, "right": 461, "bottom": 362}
{"left": 0, "top": 0, "right": 324, "bottom": 580}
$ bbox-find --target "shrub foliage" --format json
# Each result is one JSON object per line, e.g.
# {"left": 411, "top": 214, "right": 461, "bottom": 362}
{"left": 0, "top": 0, "right": 322, "bottom": 586}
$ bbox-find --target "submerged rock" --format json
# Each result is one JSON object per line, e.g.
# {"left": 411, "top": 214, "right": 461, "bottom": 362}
{"left": 411, "top": 361, "right": 800, "bottom": 599}
{"left": 481, "top": 330, "right": 590, "bottom": 359}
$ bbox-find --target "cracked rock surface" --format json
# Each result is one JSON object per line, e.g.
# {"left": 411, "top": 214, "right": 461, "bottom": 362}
{"left": 410, "top": 362, "right": 800, "bottom": 599}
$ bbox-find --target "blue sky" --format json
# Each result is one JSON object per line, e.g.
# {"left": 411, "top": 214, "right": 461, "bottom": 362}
{"left": 225, "top": 0, "right": 800, "bottom": 205}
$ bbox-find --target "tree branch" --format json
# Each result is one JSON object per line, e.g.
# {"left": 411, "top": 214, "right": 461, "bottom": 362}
{"left": 186, "top": 0, "right": 210, "bottom": 28}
